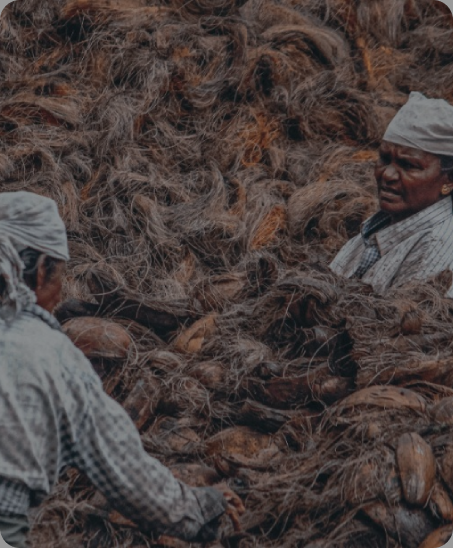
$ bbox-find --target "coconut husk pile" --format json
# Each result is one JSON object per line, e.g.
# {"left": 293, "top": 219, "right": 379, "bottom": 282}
{"left": 1, "top": 0, "right": 453, "bottom": 547}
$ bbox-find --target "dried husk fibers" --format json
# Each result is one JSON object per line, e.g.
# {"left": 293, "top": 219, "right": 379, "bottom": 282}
{"left": 2, "top": 0, "right": 453, "bottom": 547}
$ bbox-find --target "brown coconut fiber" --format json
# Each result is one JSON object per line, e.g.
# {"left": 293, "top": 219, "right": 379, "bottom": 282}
{"left": 2, "top": 0, "right": 453, "bottom": 547}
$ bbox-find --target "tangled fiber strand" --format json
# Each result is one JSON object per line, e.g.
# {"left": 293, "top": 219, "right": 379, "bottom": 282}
{"left": 1, "top": 0, "right": 453, "bottom": 546}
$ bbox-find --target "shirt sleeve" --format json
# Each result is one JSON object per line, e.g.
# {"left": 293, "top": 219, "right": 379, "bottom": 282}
{"left": 329, "top": 235, "right": 363, "bottom": 278}
{"left": 391, "top": 229, "right": 453, "bottom": 293}
{"left": 65, "top": 353, "right": 226, "bottom": 541}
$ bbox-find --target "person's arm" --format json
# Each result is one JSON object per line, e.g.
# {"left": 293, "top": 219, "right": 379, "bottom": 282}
{"left": 391, "top": 230, "right": 453, "bottom": 292}
{"left": 66, "top": 362, "right": 226, "bottom": 541}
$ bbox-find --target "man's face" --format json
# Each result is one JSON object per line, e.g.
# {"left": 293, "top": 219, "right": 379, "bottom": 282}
{"left": 36, "top": 260, "right": 66, "bottom": 313}
{"left": 374, "top": 141, "right": 451, "bottom": 223}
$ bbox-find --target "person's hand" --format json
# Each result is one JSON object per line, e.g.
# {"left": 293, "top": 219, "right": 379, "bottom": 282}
{"left": 213, "top": 482, "right": 245, "bottom": 532}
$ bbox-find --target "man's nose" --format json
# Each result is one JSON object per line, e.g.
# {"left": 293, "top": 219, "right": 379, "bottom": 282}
{"left": 381, "top": 163, "right": 399, "bottom": 183}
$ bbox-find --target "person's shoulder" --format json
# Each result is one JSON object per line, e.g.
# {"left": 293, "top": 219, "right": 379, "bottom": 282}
{"left": 1, "top": 313, "right": 94, "bottom": 375}
{"left": 330, "top": 232, "right": 362, "bottom": 267}
{"left": 421, "top": 214, "right": 453, "bottom": 248}
{"left": 1, "top": 312, "right": 59, "bottom": 346}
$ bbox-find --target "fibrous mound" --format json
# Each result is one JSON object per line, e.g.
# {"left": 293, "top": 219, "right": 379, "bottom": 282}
{"left": 1, "top": 0, "right": 453, "bottom": 547}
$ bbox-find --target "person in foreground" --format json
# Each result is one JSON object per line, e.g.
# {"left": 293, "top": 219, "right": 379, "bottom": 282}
{"left": 0, "top": 191, "right": 243, "bottom": 548}
{"left": 330, "top": 92, "right": 453, "bottom": 296}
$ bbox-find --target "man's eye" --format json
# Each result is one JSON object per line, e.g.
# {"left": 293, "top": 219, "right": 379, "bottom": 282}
{"left": 378, "top": 155, "right": 391, "bottom": 164}
{"left": 398, "top": 160, "right": 418, "bottom": 169}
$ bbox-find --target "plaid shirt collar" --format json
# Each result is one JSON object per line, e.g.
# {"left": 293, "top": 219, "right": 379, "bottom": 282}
{"left": 361, "top": 196, "right": 453, "bottom": 255}
{"left": 361, "top": 210, "right": 392, "bottom": 245}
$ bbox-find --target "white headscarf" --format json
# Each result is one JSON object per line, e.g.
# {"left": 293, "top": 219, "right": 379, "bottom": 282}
{"left": 383, "top": 92, "right": 453, "bottom": 156}
{"left": 0, "top": 191, "right": 69, "bottom": 320}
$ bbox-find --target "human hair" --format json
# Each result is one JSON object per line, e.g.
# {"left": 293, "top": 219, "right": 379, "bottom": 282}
{"left": 439, "top": 155, "right": 453, "bottom": 182}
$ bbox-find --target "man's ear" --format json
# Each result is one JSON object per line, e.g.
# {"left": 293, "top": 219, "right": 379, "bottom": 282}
{"left": 440, "top": 171, "right": 453, "bottom": 195}
{"left": 35, "top": 254, "right": 47, "bottom": 290}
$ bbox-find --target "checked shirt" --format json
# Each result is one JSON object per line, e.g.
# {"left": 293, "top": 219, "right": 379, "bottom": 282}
{"left": 0, "top": 308, "right": 226, "bottom": 541}
{"left": 330, "top": 196, "right": 453, "bottom": 295}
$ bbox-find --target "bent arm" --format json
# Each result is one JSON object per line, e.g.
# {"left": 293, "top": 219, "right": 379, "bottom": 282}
{"left": 69, "top": 370, "right": 226, "bottom": 541}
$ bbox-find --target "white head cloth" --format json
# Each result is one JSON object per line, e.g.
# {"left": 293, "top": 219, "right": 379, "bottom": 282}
{"left": 383, "top": 92, "right": 453, "bottom": 156}
{"left": 0, "top": 191, "right": 69, "bottom": 320}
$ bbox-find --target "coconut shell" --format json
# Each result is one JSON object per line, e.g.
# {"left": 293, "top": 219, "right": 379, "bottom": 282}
{"left": 148, "top": 417, "right": 201, "bottom": 453}
{"left": 396, "top": 432, "right": 436, "bottom": 506}
{"left": 238, "top": 400, "right": 307, "bottom": 433}
{"left": 250, "top": 364, "right": 351, "bottom": 408}
{"left": 344, "top": 448, "right": 400, "bottom": 505}
{"left": 339, "top": 385, "right": 427, "bottom": 412}
{"left": 156, "top": 377, "right": 210, "bottom": 416}
{"left": 173, "top": 314, "right": 218, "bottom": 353}
{"left": 192, "top": 274, "right": 246, "bottom": 311}
{"left": 418, "top": 525, "right": 453, "bottom": 548}
{"left": 121, "top": 375, "right": 161, "bottom": 430}
{"left": 169, "top": 463, "right": 221, "bottom": 487}
{"left": 78, "top": 492, "right": 137, "bottom": 530}
{"left": 86, "top": 268, "right": 188, "bottom": 332}
{"left": 88, "top": 357, "right": 123, "bottom": 395}
{"left": 400, "top": 307, "right": 423, "bottom": 336}
{"left": 214, "top": 441, "right": 283, "bottom": 475}
{"left": 356, "top": 358, "right": 453, "bottom": 389}
{"left": 428, "top": 482, "right": 453, "bottom": 522}
{"left": 153, "top": 536, "right": 190, "bottom": 548}
{"left": 439, "top": 445, "right": 453, "bottom": 491}
{"left": 63, "top": 317, "right": 132, "bottom": 359}
{"left": 429, "top": 397, "right": 453, "bottom": 425}
{"left": 56, "top": 298, "right": 101, "bottom": 323}
{"left": 107, "top": 510, "right": 137, "bottom": 529}
{"left": 363, "top": 501, "right": 435, "bottom": 548}
{"left": 189, "top": 360, "right": 225, "bottom": 389}
{"left": 312, "top": 375, "right": 353, "bottom": 404}
{"left": 205, "top": 426, "right": 278, "bottom": 460}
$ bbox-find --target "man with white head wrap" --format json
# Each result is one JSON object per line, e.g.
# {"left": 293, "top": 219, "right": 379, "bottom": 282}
{"left": 0, "top": 192, "right": 241, "bottom": 547}
{"left": 330, "top": 92, "right": 453, "bottom": 295}
{"left": 0, "top": 191, "right": 69, "bottom": 320}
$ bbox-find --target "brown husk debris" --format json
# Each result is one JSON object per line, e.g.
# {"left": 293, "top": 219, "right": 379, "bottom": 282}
{"left": 1, "top": 0, "right": 453, "bottom": 547}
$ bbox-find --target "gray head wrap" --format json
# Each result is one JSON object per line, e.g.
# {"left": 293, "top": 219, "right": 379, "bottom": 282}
{"left": 383, "top": 92, "right": 453, "bottom": 156}
{"left": 0, "top": 191, "right": 69, "bottom": 320}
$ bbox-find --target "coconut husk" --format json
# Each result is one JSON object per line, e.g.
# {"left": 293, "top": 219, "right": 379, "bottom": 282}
{"left": 396, "top": 432, "right": 436, "bottom": 507}
{"left": 145, "top": 416, "right": 202, "bottom": 455}
{"left": 169, "top": 463, "right": 221, "bottom": 487}
{"left": 4, "top": 0, "right": 453, "bottom": 546}
{"left": 206, "top": 425, "right": 270, "bottom": 453}
{"left": 121, "top": 374, "right": 161, "bottom": 430}
{"left": 418, "top": 525, "right": 453, "bottom": 548}
{"left": 428, "top": 482, "right": 453, "bottom": 522}
{"left": 187, "top": 360, "right": 226, "bottom": 390}
{"left": 86, "top": 268, "right": 190, "bottom": 333}
{"left": 439, "top": 445, "right": 453, "bottom": 493}
{"left": 237, "top": 399, "right": 316, "bottom": 433}
{"left": 191, "top": 273, "right": 246, "bottom": 312}
{"left": 173, "top": 314, "right": 218, "bottom": 353}
{"left": 429, "top": 397, "right": 453, "bottom": 425}
{"left": 341, "top": 447, "right": 401, "bottom": 505}
{"left": 336, "top": 386, "right": 428, "bottom": 413}
{"left": 362, "top": 501, "right": 435, "bottom": 548}
{"left": 62, "top": 317, "right": 132, "bottom": 359}
{"left": 246, "top": 367, "right": 353, "bottom": 408}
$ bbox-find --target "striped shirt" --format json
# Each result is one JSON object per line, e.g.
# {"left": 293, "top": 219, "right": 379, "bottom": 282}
{"left": 351, "top": 211, "right": 392, "bottom": 279}
{"left": 0, "top": 308, "right": 226, "bottom": 542}
{"left": 330, "top": 196, "right": 453, "bottom": 296}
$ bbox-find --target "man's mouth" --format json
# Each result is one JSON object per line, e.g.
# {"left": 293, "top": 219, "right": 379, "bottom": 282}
{"left": 379, "top": 187, "right": 401, "bottom": 200}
